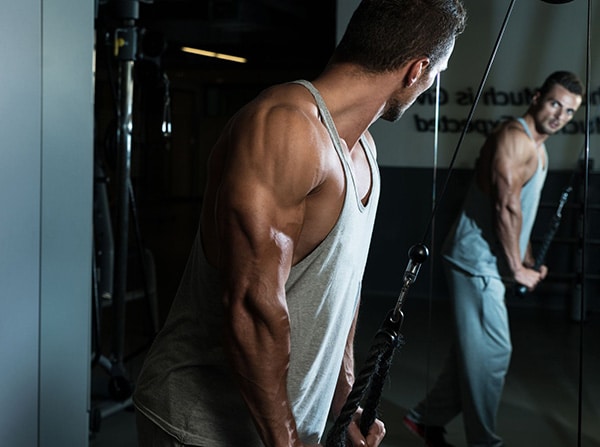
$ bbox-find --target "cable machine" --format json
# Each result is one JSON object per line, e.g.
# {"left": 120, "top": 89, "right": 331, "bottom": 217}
{"left": 91, "top": 0, "right": 168, "bottom": 434}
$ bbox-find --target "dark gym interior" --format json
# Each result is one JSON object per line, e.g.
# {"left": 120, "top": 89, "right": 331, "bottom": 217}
{"left": 2, "top": 1, "right": 599, "bottom": 446}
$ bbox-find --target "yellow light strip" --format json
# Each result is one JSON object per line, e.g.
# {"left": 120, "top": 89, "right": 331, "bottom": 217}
{"left": 181, "top": 46, "right": 247, "bottom": 64}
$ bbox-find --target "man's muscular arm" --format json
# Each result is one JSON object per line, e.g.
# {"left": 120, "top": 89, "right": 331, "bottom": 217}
{"left": 331, "top": 305, "right": 357, "bottom": 420}
{"left": 490, "top": 127, "right": 545, "bottom": 290}
{"left": 216, "top": 104, "right": 322, "bottom": 447}
{"left": 330, "top": 303, "right": 385, "bottom": 447}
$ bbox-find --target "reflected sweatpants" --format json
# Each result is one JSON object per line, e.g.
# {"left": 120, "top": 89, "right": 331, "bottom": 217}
{"left": 410, "top": 263, "right": 511, "bottom": 447}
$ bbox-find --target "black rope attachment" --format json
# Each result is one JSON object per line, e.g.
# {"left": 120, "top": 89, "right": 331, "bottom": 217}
{"left": 324, "top": 244, "right": 428, "bottom": 447}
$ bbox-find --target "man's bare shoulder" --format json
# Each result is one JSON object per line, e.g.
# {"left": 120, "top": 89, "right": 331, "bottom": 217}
{"left": 213, "top": 82, "right": 336, "bottom": 193}
{"left": 491, "top": 119, "right": 536, "bottom": 155}
{"left": 234, "top": 83, "right": 320, "bottom": 129}
{"left": 225, "top": 82, "right": 335, "bottom": 171}
{"left": 493, "top": 118, "right": 528, "bottom": 139}
{"left": 483, "top": 118, "right": 539, "bottom": 187}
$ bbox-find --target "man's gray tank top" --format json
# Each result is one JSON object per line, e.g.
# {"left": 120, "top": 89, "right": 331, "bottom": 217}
{"left": 133, "top": 80, "right": 381, "bottom": 445}
{"left": 443, "top": 117, "right": 547, "bottom": 279}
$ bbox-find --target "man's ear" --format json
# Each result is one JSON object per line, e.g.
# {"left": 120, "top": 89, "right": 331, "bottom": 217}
{"left": 405, "top": 57, "right": 431, "bottom": 87}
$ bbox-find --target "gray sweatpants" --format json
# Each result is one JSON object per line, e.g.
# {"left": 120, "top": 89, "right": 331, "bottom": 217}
{"left": 410, "top": 262, "right": 511, "bottom": 447}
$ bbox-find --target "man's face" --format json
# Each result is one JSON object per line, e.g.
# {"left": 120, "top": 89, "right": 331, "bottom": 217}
{"left": 381, "top": 39, "right": 455, "bottom": 122}
{"left": 531, "top": 83, "right": 582, "bottom": 135}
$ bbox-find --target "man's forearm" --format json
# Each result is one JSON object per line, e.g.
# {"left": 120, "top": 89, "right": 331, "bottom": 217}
{"left": 225, "top": 288, "right": 303, "bottom": 447}
{"left": 331, "top": 305, "right": 359, "bottom": 418}
{"left": 523, "top": 242, "right": 536, "bottom": 267}
{"left": 495, "top": 203, "right": 525, "bottom": 275}
{"left": 228, "top": 337, "right": 303, "bottom": 447}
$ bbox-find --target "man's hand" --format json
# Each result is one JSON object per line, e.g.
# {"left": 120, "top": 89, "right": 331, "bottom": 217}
{"left": 345, "top": 408, "right": 386, "bottom": 447}
{"left": 514, "top": 264, "right": 548, "bottom": 291}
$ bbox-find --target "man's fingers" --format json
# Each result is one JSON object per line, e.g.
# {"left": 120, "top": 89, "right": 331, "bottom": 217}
{"left": 346, "top": 418, "right": 386, "bottom": 447}
{"left": 365, "top": 419, "right": 386, "bottom": 447}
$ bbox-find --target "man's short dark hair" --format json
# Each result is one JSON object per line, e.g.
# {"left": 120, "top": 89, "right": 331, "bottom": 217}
{"left": 538, "top": 71, "right": 584, "bottom": 98}
{"left": 331, "top": 0, "right": 467, "bottom": 73}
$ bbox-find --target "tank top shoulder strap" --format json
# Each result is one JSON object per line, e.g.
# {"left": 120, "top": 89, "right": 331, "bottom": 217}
{"left": 291, "top": 80, "right": 346, "bottom": 152}
{"left": 515, "top": 116, "right": 547, "bottom": 172}
{"left": 290, "top": 79, "right": 378, "bottom": 209}
{"left": 515, "top": 117, "right": 534, "bottom": 141}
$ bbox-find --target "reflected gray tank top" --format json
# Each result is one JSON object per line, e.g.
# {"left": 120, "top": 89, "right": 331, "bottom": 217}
{"left": 443, "top": 117, "right": 547, "bottom": 278}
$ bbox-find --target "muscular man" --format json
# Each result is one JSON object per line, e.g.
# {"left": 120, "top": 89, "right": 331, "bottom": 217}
{"left": 404, "top": 71, "right": 583, "bottom": 447}
{"left": 133, "top": 1, "right": 466, "bottom": 446}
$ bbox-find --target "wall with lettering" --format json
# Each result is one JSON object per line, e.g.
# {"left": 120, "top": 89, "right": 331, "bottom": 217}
{"left": 338, "top": 0, "right": 600, "bottom": 170}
